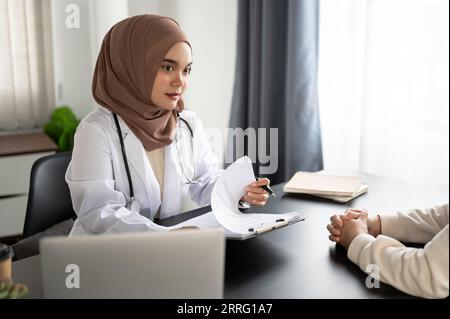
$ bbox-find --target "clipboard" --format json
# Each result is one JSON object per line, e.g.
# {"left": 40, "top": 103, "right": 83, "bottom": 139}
{"left": 171, "top": 211, "right": 305, "bottom": 241}
{"left": 225, "top": 215, "right": 305, "bottom": 240}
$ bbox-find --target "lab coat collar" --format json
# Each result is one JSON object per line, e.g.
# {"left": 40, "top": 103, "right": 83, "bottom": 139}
{"left": 97, "top": 106, "right": 132, "bottom": 135}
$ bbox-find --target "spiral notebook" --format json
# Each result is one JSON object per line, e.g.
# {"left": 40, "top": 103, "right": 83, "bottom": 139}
{"left": 283, "top": 171, "right": 363, "bottom": 197}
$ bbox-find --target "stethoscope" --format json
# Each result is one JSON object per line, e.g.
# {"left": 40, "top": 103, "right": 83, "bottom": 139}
{"left": 112, "top": 112, "right": 198, "bottom": 212}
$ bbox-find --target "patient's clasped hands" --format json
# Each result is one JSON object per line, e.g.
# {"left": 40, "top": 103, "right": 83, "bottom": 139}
{"left": 327, "top": 209, "right": 382, "bottom": 249}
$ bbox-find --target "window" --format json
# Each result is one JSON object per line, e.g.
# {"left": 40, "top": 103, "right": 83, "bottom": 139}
{"left": 0, "top": 0, "right": 54, "bottom": 131}
{"left": 319, "top": 0, "right": 449, "bottom": 189}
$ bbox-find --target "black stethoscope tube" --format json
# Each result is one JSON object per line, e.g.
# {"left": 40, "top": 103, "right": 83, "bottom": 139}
{"left": 113, "top": 113, "right": 135, "bottom": 203}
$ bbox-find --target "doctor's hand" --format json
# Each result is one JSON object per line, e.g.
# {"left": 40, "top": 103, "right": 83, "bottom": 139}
{"left": 241, "top": 178, "right": 271, "bottom": 207}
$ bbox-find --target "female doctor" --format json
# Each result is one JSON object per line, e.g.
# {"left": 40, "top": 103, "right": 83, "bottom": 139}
{"left": 65, "top": 14, "right": 271, "bottom": 235}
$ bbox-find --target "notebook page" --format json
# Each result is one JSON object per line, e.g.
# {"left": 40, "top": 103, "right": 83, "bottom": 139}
{"left": 170, "top": 156, "right": 302, "bottom": 236}
{"left": 211, "top": 156, "right": 301, "bottom": 234}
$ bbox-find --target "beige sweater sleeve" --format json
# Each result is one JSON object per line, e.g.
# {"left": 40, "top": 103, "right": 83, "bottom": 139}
{"left": 347, "top": 203, "right": 449, "bottom": 299}
{"left": 381, "top": 203, "right": 449, "bottom": 243}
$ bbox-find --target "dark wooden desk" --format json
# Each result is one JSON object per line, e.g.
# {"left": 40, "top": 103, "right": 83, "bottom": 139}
{"left": 159, "top": 171, "right": 448, "bottom": 298}
{"left": 12, "top": 171, "right": 448, "bottom": 298}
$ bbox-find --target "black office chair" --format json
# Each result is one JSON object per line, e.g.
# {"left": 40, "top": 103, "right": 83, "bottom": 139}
{"left": 22, "top": 151, "right": 76, "bottom": 238}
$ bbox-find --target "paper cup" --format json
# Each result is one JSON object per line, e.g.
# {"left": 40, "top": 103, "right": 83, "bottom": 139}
{"left": 0, "top": 244, "right": 14, "bottom": 281}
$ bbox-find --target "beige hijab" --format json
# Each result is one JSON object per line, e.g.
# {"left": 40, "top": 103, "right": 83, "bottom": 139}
{"left": 92, "top": 14, "right": 191, "bottom": 151}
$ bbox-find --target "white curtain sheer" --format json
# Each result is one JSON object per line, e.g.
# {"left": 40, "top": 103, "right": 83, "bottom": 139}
{"left": 0, "top": 0, "right": 54, "bottom": 131}
{"left": 319, "top": 0, "right": 449, "bottom": 190}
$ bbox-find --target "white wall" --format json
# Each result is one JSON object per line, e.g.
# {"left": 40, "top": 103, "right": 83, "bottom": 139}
{"left": 51, "top": 0, "right": 129, "bottom": 118}
{"left": 51, "top": 0, "right": 94, "bottom": 117}
{"left": 87, "top": 0, "right": 129, "bottom": 75}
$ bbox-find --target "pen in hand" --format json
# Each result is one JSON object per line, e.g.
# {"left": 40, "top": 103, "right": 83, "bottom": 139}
{"left": 255, "top": 176, "right": 276, "bottom": 198}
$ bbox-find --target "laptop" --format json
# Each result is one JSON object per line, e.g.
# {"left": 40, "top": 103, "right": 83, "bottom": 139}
{"left": 39, "top": 229, "right": 225, "bottom": 299}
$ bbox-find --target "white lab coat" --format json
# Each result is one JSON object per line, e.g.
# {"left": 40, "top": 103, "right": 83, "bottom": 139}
{"left": 66, "top": 106, "right": 224, "bottom": 235}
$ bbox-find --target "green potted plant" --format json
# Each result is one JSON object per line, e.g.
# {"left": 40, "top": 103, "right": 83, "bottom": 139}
{"left": 44, "top": 105, "right": 80, "bottom": 152}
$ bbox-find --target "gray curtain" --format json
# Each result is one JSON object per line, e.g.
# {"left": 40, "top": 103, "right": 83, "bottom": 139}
{"left": 227, "top": 0, "right": 323, "bottom": 184}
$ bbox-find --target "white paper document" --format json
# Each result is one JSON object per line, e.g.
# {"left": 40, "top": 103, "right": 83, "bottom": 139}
{"left": 171, "top": 156, "right": 303, "bottom": 239}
